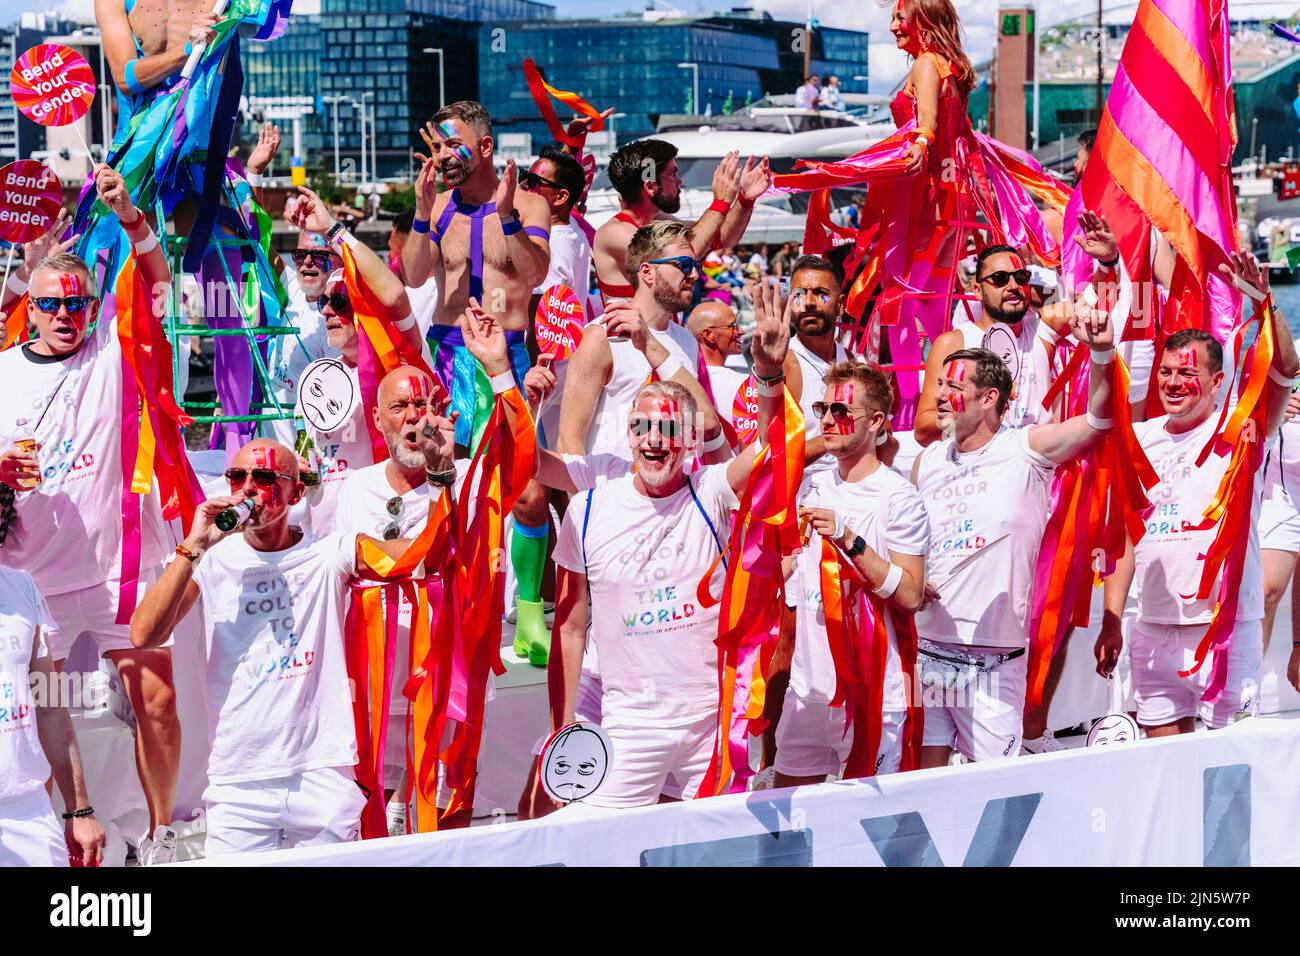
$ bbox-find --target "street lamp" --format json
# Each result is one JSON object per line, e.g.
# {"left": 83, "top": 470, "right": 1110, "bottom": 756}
{"left": 362, "top": 91, "right": 375, "bottom": 188}
{"left": 677, "top": 62, "right": 699, "bottom": 116}
{"left": 323, "top": 94, "right": 345, "bottom": 179}
{"left": 422, "top": 47, "right": 446, "bottom": 111}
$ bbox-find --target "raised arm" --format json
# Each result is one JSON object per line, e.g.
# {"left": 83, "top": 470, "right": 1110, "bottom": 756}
{"left": 717, "top": 156, "right": 772, "bottom": 249}
{"left": 1218, "top": 250, "right": 1300, "bottom": 438}
{"left": 4, "top": 209, "right": 76, "bottom": 313}
{"left": 245, "top": 122, "right": 281, "bottom": 205}
{"left": 95, "top": 164, "right": 170, "bottom": 291}
{"left": 557, "top": 324, "right": 614, "bottom": 455}
{"left": 95, "top": 0, "right": 216, "bottom": 95}
{"left": 402, "top": 154, "right": 442, "bottom": 287}
{"left": 1026, "top": 302, "right": 1117, "bottom": 464}
{"left": 690, "top": 152, "right": 740, "bottom": 257}
{"left": 724, "top": 277, "right": 794, "bottom": 494}
{"left": 915, "top": 327, "right": 965, "bottom": 446}
{"left": 493, "top": 161, "right": 552, "bottom": 292}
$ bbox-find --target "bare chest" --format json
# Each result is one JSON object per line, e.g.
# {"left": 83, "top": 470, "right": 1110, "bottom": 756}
{"left": 129, "top": 0, "right": 208, "bottom": 57}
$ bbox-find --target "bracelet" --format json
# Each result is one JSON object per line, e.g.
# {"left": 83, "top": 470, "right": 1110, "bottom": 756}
{"left": 1086, "top": 411, "right": 1115, "bottom": 431}
{"left": 874, "top": 563, "right": 903, "bottom": 599}
{"left": 124, "top": 58, "right": 145, "bottom": 95}
{"left": 132, "top": 231, "right": 159, "bottom": 256}
{"left": 1099, "top": 255, "right": 1120, "bottom": 269}
{"left": 757, "top": 378, "right": 784, "bottom": 397}
{"left": 753, "top": 367, "right": 784, "bottom": 387}
{"left": 653, "top": 356, "right": 683, "bottom": 380}
{"left": 915, "top": 125, "right": 936, "bottom": 141}
{"left": 175, "top": 543, "right": 202, "bottom": 562}
{"left": 1089, "top": 348, "right": 1116, "bottom": 365}
{"left": 426, "top": 469, "right": 456, "bottom": 489}
{"left": 738, "top": 194, "right": 755, "bottom": 209}
{"left": 324, "top": 221, "right": 347, "bottom": 247}
{"left": 490, "top": 370, "right": 516, "bottom": 394}
{"left": 701, "top": 431, "right": 726, "bottom": 453}
{"left": 5, "top": 272, "right": 27, "bottom": 295}
{"left": 412, "top": 218, "right": 431, "bottom": 235}
{"left": 61, "top": 806, "right": 95, "bottom": 820}
{"left": 1269, "top": 366, "right": 1298, "bottom": 388}
{"left": 393, "top": 313, "right": 416, "bottom": 332}
{"left": 501, "top": 215, "right": 522, "bottom": 237}
{"left": 708, "top": 198, "right": 731, "bottom": 215}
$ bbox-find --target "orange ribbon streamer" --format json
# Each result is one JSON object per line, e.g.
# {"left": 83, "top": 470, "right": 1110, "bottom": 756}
{"left": 522, "top": 58, "right": 605, "bottom": 150}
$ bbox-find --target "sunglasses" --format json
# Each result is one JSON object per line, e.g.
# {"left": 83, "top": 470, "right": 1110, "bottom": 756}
{"left": 224, "top": 467, "right": 297, "bottom": 487}
{"left": 382, "top": 495, "right": 404, "bottom": 540}
{"left": 811, "top": 401, "right": 867, "bottom": 423}
{"left": 978, "top": 269, "right": 1031, "bottom": 289}
{"left": 291, "top": 251, "right": 340, "bottom": 269}
{"left": 317, "top": 292, "right": 351, "bottom": 312}
{"left": 520, "top": 169, "right": 563, "bottom": 191}
{"left": 628, "top": 416, "right": 682, "bottom": 440}
{"left": 32, "top": 295, "right": 96, "bottom": 314}
{"left": 648, "top": 256, "right": 701, "bottom": 280}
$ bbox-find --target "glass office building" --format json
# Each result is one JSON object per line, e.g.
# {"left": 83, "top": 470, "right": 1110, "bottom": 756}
{"left": 478, "top": 13, "right": 871, "bottom": 145}
{"left": 241, "top": 12, "right": 325, "bottom": 167}
{"left": 320, "top": 0, "right": 554, "bottom": 179}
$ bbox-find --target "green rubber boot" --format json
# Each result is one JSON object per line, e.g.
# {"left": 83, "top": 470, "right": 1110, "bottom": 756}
{"left": 513, "top": 598, "right": 550, "bottom": 667}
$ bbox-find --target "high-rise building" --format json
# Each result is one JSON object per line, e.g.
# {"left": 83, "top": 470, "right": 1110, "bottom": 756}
{"left": 478, "top": 10, "right": 870, "bottom": 146}
{"left": 320, "top": 0, "right": 555, "bottom": 180}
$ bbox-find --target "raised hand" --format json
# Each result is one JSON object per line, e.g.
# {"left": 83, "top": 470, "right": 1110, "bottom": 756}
{"left": 418, "top": 120, "right": 439, "bottom": 156}
{"left": 1219, "top": 248, "right": 1269, "bottom": 302}
{"left": 750, "top": 277, "right": 792, "bottom": 378}
{"left": 601, "top": 300, "right": 650, "bottom": 354}
{"left": 94, "top": 164, "right": 139, "bottom": 224}
{"left": 413, "top": 155, "right": 439, "bottom": 218}
{"left": 1074, "top": 209, "right": 1118, "bottom": 264}
{"left": 287, "top": 186, "right": 336, "bottom": 235}
{"left": 1069, "top": 302, "right": 1114, "bottom": 352}
{"left": 524, "top": 357, "right": 558, "bottom": 409}
{"left": 461, "top": 297, "right": 510, "bottom": 375}
{"left": 565, "top": 106, "right": 615, "bottom": 145}
{"left": 494, "top": 159, "right": 518, "bottom": 218}
{"left": 416, "top": 404, "right": 457, "bottom": 473}
{"left": 711, "top": 150, "right": 741, "bottom": 204}
{"left": 20, "top": 208, "right": 75, "bottom": 277}
{"left": 247, "top": 122, "right": 282, "bottom": 175}
{"left": 183, "top": 492, "right": 252, "bottom": 552}
{"left": 738, "top": 155, "right": 772, "bottom": 203}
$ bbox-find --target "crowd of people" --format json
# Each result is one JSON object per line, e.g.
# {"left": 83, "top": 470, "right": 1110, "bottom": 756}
{"left": 0, "top": 0, "right": 1297, "bottom": 868}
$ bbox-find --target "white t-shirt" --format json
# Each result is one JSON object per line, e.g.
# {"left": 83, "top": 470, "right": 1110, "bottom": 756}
{"left": 0, "top": 568, "right": 57, "bottom": 802}
{"left": 1261, "top": 416, "right": 1300, "bottom": 510}
{"left": 190, "top": 531, "right": 359, "bottom": 784}
{"left": 585, "top": 322, "right": 700, "bottom": 458}
{"left": 552, "top": 463, "right": 738, "bottom": 727}
{"left": 958, "top": 315, "right": 1052, "bottom": 428}
{"left": 0, "top": 328, "right": 168, "bottom": 595}
{"left": 791, "top": 466, "right": 929, "bottom": 712}
{"left": 1133, "top": 412, "right": 1268, "bottom": 625}
{"left": 706, "top": 364, "right": 748, "bottom": 428}
{"left": 914, "top": 426, "right": 1055, "bottom": 648}
{"left": 534, "top": 220, "right": 592, "bottom": 297}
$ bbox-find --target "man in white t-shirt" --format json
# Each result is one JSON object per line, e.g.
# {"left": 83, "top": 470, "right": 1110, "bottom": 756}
{"left": 0, "top": 568, "right": 105, "bottom": 866}
{"left": 534, "top": 278, "right": 793, "bottom": 808}
{"left": 687, "top": 300, "right": 747, "bottom": 431}
{"left": 911, "top": 301, "right": 1119, "bottom": 766}
{"left": 557, "top": 220, "right": 722, "bottom": 461}
{"left": 775, "top": 362, "right": 929, "bottom": 786}
{"left": 285, "top": 186, "right": 432, "bottom": 538}
{"left": 129, "top": 421, "right": 458, "bottom": 855}
{"left": 1096, "top": 253, "right": 1300, "bottom": 734}
{"left": 0, "top": 165, "right": 182, "bottom": 862}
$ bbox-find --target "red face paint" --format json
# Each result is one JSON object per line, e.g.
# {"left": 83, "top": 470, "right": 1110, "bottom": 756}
{"left": 944, "top": 360, "right": 968, "bottom": 413}
{"left": 59, "top": 273, "right": 83, "bottom": 297}
{"left": 404, "top": 375, "right": 430, "bottom": 402}
{"left": 649, "top": 397, "right": 680, "bottom": 419}
{"left": 831, "top": 383, "right": 854, "bottom": 404}
{"left": 824, "top": 382, "right": 858, "bottom": 435}
{"left": 1177, "top": 348, "right": 1199, "bottom": 369}
{"left": 251, "top": 447, "right": 287, "bottom": 507}
{"left": 1006, "top": 254, "right": 1027, "bottom": 272}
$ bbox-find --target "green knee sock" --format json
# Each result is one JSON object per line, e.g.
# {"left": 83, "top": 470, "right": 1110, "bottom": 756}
{"left": 511, "top": 518, "right": 548, "bottom": 604}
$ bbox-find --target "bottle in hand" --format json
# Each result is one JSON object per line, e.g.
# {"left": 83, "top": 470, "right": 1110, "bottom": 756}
{"left": 12, "top": 419, "right": 40, "bottom": 489}
{"left": 215, "top": 498, "right": 257, "bottom": 533}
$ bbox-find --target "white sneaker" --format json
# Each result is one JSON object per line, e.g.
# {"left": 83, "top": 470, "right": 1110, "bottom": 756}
{"left": 386, "top": 795, "right": 408, "bottom": 837}
{"left": 1021, "top": 729, "right": 1069, "bottom": 755}
{"left": 749, "top": 767, "right": 777, "bottom": 791}
{"left": 138, "top": 824, "right": 177, "bottom": 866}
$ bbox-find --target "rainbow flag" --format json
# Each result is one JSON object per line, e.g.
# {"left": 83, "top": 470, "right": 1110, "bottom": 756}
{"left": 1062, "top": 0, "right": 1240, "bottom": 341}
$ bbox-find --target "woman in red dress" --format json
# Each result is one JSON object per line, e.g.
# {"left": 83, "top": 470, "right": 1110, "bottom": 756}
{"left": 774, "top": 0, "right": 1069, "bottom": 428}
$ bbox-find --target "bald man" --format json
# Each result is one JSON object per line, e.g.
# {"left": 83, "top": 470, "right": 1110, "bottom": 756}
{"left": 688, "top": 300, "right": 748, "bottom": 434}
{"left": 130, "top": 427, "right": 455, "bottom": 856}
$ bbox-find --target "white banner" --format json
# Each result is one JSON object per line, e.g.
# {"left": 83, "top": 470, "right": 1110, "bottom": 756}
{"left": 198, "top": 716, "right": 1300, "bottom": 867}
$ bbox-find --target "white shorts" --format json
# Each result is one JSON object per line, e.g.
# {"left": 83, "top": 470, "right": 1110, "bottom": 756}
{"left": 772, "top": 686, "right": 904, "bottom": 779}
{"left": 0, "top": 788, "right": 67, "bottom": 867}
{"left": 584, "top": 712, "right": 715, "bottom": 809}
{"left": 1259, "top": 496, "right": 1300, "bottom": 554}
{"left": 203, "top": 766, "right": 366, "bottom": 856}
{"left": 44, "top": 565, "right": 168, "bottom": 661}
{"left": 919, "top": 643, "right": 1027, "bottom": 762}
{"left": 1129, "top": 619, "right": 1262, "bottom": 730}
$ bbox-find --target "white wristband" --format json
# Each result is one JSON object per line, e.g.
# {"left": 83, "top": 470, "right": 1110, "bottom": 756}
{"left": 1089, "top": 348, "right": 1116, "bottom": 365}
{"left": 5, "top": 272, "right": 27, "bottom": 295}
{"left": 393, "top": 313, "right": 416, "bottom": 332}
{"left": 874, "top": 563, "right": 903, "bottom": 599}
{"left": 1036, "top": 323, "right": 1064, "bottom": 348}
{"left": 246, "top": 172, "right": 263, "bottom": 187}
{"left": 653, "top": 356, "right": 683, "bottom": 380}
{"left": 702, "top": 431, "right": 725, "bottom": 453}
{"left": 1086, "top": 411, "right": 1115, "bottom": 431}
{"left": 1268, "top": 366, "right": 1297, "bottom": 388}
{"left": 757, "top": 378, "right": 785, "bottom": 398}
{"left": 490, "top": 370, "right": 516, "bottom": 394}
{"left": 132, "top": 231, "right": 159, "bottom": 255}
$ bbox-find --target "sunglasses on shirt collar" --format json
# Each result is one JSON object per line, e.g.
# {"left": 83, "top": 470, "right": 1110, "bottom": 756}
{"left": 977, "top": 269, "right": 1031, "bottom": 289}
{"left": 32, "top": 295, "right": 96, "bottom": 314}
{"left": 648, "top": 256, "right": 701, "bottom": 280}
{"left": 224, "top": 467, "right": 297, "bottom": 487}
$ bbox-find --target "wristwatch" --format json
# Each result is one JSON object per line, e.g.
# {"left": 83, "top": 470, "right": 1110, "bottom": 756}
{"left": 426, "top": 468, "right": 457, "bottom": 488}
{"left": 845, "top": 535, "right": 866, "bottom": 558}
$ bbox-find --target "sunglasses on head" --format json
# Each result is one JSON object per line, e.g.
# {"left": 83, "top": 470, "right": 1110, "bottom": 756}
{"left": 648, "top": 256, "right": 701, "bottom": 280}
{"left": 224, "top": 467, "right": 297, "bottom": 487}
{"left": 520, "top": 169, "right": 562, "bottom": 191}
{"left": 811, "top": 401, "right": 866, "bottom": 423}
{"left": 628, "top": 416, "right": 682, "bottom": 439}
{"left": 317, "top": 292, "right": 351, "bottom": 312}
{"left": 292, "top": 250, "right": 340, "bottom": 270}
{"left": 978, "top": 269, "right": 1031, "bottom": 289}
{"left": 33, "top": 295, "right": 96, "bottom": 314}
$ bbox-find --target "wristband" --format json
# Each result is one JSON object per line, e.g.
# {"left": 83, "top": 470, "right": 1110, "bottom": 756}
{"left": 393, "top": 313, "right": 416, "bottom": 332}
{"left": 412, "top": 218, "right": 431, "bottom": 234}
{"left": 184, "top": 41, "right": 193, "bottom": 56}
{"left": 653, "top": 356, "right": 683, "bottom": 381}
{"left": 753, "top": 366, "right": 784, "bottom": 387}
{"left": 1086, "top": 411, "right": 1115, "bottom": 431}
{"left": 702, "top": 431, "right": 726, "bottom": 453}
{"left": 324, "top": 221, "right": 347, "bottom": 248}
{"left": 125, "top": 58, "right": 145, "bottom": 95}
{"left": 757, "top": 378, "right": 784, "bottom": 397}
{"left": 426, "top": 469, "right": 456, "bottom": 490}
{"left": 174, "top": 543, "right": 202, "bottom": 562}
{"left": 1098, "top": 255, "right": 1120, "bottom": 269}
{"left": 490, "top": 370, "right": 516, "bottom": 394}
{"left": 1036, "top": 323, "right": 1064, "bottom": 348}
{"left": 61, "top": 806, "right": 95, "bottom": 820}
{"left": 915, "top": 125, "right": 936, "bottom": 141}
{"left": 738, "top": 194, "right": 755, "bottom": 209}
{"left": 524, "top": 225, "right": 550, "bottom": 241}
{"left": 708, "top": 198, "right": 731, "bottom": 215}
{"left": 501, "top": 215, "right": 522, "bottom": 237}
{"left": 874, "top": 563, "right": 903, "bottom": 599}
{"left": 5, "top": 272, "right": 27, "bottom": 296}
{"left": 132, "top": 231, "right": 159, "bottom": 256}
{"left": 1089, "top": 348, "right": 1116, "bottom": 365}
{"left": 246, "top": 172, "right": 263, "bottom": 188}
{"left": 1269, "top": 366, "right": 1298, "bottom": 388}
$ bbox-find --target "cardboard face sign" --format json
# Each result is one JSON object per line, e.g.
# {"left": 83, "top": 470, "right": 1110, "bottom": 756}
{"left": 0, "top": 160, "right": 63, "bottom": 244}
{"left": 535, "top": 284, "right": 585, "bottom": 360}
{"left": 982, "top": 324, "right": 1021, "bottom": 386}
{"left": 10, "top": 45, "right": 96, "bottom": 127}
{"left": 297, "top": 358, "right": 357, "bottom": 433}
{"left": 732, "top": 374, "right": 758, "bottom": 446}
{"left": 539, "top": 721, "right": 613, "bottom": 804}
{"left": 1086, "top": 712, "right": 1138, "bottom": 747}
